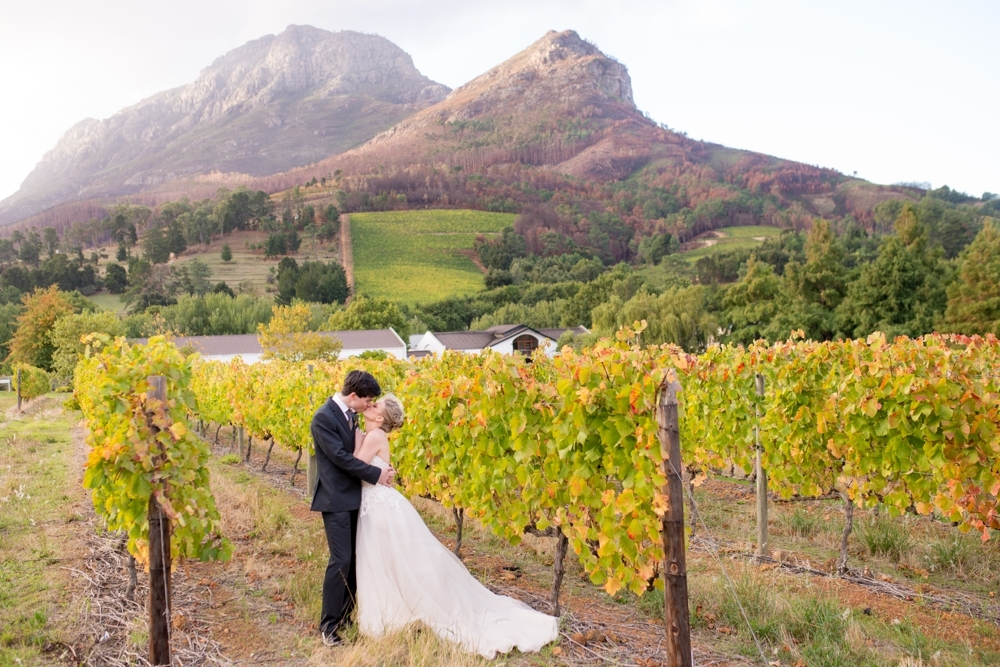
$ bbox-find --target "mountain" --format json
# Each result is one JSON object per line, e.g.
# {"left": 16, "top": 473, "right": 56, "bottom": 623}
{"left": 0, "top": 25, "right": 449, "bottom": 226}
{"left": 265, "top": 30, "right": 909, "bottom": 237}
{"left": 289, "top": 29, "right": 650, "bottom": 179}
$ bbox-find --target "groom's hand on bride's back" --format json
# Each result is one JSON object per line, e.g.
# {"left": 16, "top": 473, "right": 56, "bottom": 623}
{"left": 378, "top": 466, "right": 396, "bottom": 486}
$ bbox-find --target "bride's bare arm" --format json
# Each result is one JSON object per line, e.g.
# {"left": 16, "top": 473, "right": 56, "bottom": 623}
{"left": 355, "top": 429, "right": 388, "bottom": 464}
{"left": 353, "top": 427, "right": 366, "bottom": 455}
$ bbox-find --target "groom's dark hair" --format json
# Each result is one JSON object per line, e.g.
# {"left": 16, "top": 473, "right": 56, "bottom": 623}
{"left": 342, "top": 370, "right": 381, "bottom": 399}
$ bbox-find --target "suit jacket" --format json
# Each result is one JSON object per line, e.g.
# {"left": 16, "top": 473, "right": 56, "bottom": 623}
{"left": 310, "top": 397, "right": 382, "bottom": 512}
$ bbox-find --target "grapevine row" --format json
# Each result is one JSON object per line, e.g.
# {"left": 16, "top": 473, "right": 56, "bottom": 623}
{"left": 187, "top": 325, "right": 1000, "bottom": 597}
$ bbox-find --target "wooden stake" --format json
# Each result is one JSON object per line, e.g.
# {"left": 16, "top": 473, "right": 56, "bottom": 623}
{"left": 836, "top": 492, "right": 854, "bottom": 575}
{"left": 754, "top": 373, "right": 768, "bottom": 559}
{"left": 306, "top": 364, "right": 318, "bottom": 500}
{"left": 657, "top": 376, "right": 692, "bottom": 667}
{"left": 146, "top": 375, "right": 171, "bottom": 666}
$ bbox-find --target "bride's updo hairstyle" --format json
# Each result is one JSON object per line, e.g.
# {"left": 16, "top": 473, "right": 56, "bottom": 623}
{"left": 380, "top": 394, "right": 405, "bottom": 433}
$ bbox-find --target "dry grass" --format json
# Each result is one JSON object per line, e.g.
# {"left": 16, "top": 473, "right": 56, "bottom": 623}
{"left": 309, "top": 626, "right": 492, "bottom": 667}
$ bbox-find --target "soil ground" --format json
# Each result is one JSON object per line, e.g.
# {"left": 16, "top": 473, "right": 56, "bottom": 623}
{"left": 3, "top": 394, "right": 1000, "bottom": 666}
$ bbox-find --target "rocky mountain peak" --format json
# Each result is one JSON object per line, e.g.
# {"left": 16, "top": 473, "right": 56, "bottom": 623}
{"left": 443, "top": 29, "right": 634, "bottom": 115}
{"left": 1, "top": 26, "right": 449, "bottom": 226}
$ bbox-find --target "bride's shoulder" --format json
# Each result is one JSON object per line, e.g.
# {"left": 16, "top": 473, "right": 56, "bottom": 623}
{"left": 364, "top": 428, "right": 389, "bottom": 445}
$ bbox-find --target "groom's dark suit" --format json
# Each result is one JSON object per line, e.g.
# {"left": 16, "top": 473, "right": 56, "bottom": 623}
{"left": 310, "top": 396, "right": 382, "bottom": 635}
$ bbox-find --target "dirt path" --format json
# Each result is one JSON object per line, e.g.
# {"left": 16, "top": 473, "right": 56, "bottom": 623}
{"left": 340, "top": 213, "right": 354, "bottom": 302}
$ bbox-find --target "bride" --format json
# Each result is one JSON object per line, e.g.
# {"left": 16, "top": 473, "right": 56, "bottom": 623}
{"left": 352, "top": 394, "right": 560, "bottom": 658}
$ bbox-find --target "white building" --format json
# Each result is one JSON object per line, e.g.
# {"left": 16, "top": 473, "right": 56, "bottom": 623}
{"left": 135, "top": 329, "right": 408, "bottom": 363}
{"left": 409, "top": 324, "right": 588, "bottom": 358}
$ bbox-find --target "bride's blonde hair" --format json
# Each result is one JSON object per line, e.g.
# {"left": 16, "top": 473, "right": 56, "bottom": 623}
{"left": 379, "top": 394, "right": 405, "bottom": 433}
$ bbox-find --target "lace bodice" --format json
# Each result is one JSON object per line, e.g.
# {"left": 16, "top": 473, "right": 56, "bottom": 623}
{"left": 360, "top": 455, "right": 401, "bottom": 516}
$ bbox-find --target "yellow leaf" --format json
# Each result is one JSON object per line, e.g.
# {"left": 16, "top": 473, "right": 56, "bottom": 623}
{"left": 169, "top": 422, "right": 188, "bottom": 439}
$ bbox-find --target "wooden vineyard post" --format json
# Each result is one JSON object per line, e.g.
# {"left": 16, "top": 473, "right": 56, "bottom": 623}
{"left": 754, "top": 373, "right": 768, "bottom": 559}
{"left": 146, "top": 375, "right": 172, "bottom": 666}
{"left": 306, "top": 364, "right": 319, "bottom": 499}
{"left": 16, "top": 367, "right": 21, "bottom": 411}
{"left": 657, "top": 376, "right": 692, "bottom": 667}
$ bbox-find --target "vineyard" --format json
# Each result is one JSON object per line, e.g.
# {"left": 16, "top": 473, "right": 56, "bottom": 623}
{"left": 350, "top": 209, "right": 514, "bottom": 304}
{"left": 57, "top": 325, "right": 1000, "bottom": 664}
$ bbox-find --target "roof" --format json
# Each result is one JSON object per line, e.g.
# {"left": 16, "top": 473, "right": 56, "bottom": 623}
{"left": 133, "top": 329, "right": 405, "bottom": 356}
{"left": 538, "top": 326, "right": 589, "bottom": 340}
{"left": 432, "top": 331, "right": 497, "bottom": 350}
{"left": 430, "top": 324, "right": 588, "bottom": 351}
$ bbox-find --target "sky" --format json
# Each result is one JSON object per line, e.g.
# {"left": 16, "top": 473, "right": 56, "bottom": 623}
{"left": 0, "top": 0, "right": 997, "bottom": 201}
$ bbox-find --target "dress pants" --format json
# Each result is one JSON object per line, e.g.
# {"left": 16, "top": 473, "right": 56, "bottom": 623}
{"left": 320, "top": 510, "right": 359, "bottom": 633}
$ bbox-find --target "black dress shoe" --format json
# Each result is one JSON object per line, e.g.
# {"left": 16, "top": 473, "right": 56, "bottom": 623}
{"left": 321, "top": 629, "right": 344, "bottom": 646}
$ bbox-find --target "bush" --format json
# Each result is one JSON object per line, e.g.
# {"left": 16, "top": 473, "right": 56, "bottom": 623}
{"left": 13, "top": 363, "right": 50, "bottom": 401}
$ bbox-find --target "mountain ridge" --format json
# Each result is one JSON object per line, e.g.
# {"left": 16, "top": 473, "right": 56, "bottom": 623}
{"left": 0, "top": 25, "right": 449, "bottom": 226}
{"left": 1, "top": 27, "right": 915, "bottom": 235}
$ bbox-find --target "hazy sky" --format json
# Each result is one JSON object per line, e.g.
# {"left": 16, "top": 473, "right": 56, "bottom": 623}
{"left": 0, "top": 0, "right": 996, "bottom": 201}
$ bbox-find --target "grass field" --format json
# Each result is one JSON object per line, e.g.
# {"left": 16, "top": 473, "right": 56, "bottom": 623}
{"left": 350, "top": 210, "right": 515, "bottom": 305}
{"left": 680, "top": 225, "right": 781, "bottom": 263}
{"left": 85, "top": 292, "right": 126, "bottom": 313}
{"left": 87, "top": 229, "right": 344, "bottom": 309}
{"left": 635, "top": 225, "right": 784, "bottom": 290}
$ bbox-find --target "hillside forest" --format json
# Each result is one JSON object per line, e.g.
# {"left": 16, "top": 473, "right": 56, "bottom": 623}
{"left": 0, "top": 180, "right": 998, "bottom": 379}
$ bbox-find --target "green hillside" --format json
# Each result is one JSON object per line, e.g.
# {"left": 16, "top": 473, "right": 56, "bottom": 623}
{"left": 351, "top": 210, "right": 514, "bottom": 304}
{"left": 681, "top": 225, "right": 781, "bottom": 263}
{"left": 635, "top": 225, "right": 782, "bottom": 290}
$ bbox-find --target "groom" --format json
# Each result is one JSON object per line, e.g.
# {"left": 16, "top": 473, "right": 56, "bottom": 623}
{"left": 310, "top": 369, "right": 394, "bottom": 645}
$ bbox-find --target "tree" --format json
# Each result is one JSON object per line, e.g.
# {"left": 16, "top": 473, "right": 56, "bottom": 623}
{"left": 263, "top": 233, "right": 287, "bottom": 258}
{"left": 104, "top": 263, "right": 128, "bottom": 294}
{"left": 722, "top": 257, "right": 783, "bottom": 345}
{"left": 50, "top": 310, "right": 125, "bottom": 378}
{"left": 220, "top": 243, "right": 233, "bottom": 262}
{"left": 836, "top": 205, "right": 952, "bottom": 338}
{"left": 43, "top": 227, "right": 60, "bottom": 259}
{"left": 122, "top": 260, "right": 179, "bottom": 312}
{"left": 638, "top": 233, "right": 679, "bottom": 265}
{"left": 276, "top": 260, "right": 349, "bottom": 306}
{"left": 212, "top": 282, "right": 236, "bottom": 298}
{"left": 941, "top": 220, "right": 1000, "bottom": 335}
{"left": 5, "top": 286, "right": 76, "bottom": 370}
{"left": 0, "top": 303, "right": 21, "bottom": 369}
{"left": 258, "top": 303, "right": 342, "bottom": 362}
{"left": 475, "top": 228, "right": 528, "bottom": 270}
{"left": 19, "top": 231, "right": 41, "bottom": 265}
{"left": 156, "top": 293, "right": 272, "bottom": 335}
{"left": 143, "top": 226, "right": 171, "bottom": 264}
{"left": 592, "top": 286, "right": 716, "bottom": 351}
{"left": 177, "top": 259, "right": 213, "bottom": 297}
{"left": 166, "top": 220, "right": 187, "bottom": 256}
{"left": 286, "top": 229, "right": 302, "bottom": 253}
{"left": 324, "top": 296, "right": 410, "bottom": 339}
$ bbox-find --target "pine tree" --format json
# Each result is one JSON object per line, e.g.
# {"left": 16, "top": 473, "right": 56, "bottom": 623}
{"left": 941, "top": 220, "right": 1000, "bottom": 335}
{"left": 221, "top": 243, "right": 233, "bottom": 262}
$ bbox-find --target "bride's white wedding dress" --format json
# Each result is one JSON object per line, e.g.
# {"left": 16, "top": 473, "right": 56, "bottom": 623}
{"left": 356, "top": 456, "right": 560, "bottom": 658}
